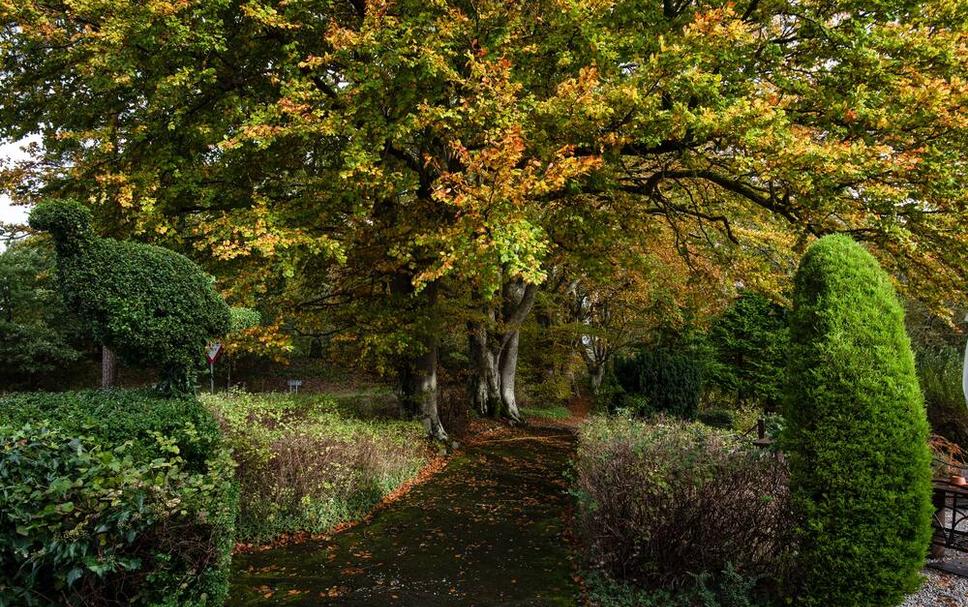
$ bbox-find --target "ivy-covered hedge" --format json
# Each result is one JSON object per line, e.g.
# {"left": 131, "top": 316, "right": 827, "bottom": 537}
{"left": 29, "top": 200, "right": 231, "bottom": 393}
{"left": 0, "top": 390, "right": 237, "bottom": 607}
{"left": 784, "top": 235, "right": 932, "bottom": 607}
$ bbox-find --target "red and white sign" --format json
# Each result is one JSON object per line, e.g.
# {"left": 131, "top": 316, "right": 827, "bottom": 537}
{"left": 206, "top": 342, "right": 223, "bottom": 364}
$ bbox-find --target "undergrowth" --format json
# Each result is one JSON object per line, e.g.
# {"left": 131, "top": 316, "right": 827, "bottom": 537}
{"left": 203, "top": 391, "right": 429, "bottom": 544}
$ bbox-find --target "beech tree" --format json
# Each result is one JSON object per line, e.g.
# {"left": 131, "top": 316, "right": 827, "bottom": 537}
{"left": 2, "top": 0, "right": 966, "bottom": 435}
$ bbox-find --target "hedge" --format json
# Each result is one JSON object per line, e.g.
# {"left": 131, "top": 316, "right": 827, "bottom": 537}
{"left": 29, "top": 200, "right": 231, "bottom": 394}
{"left": 784, "top": 235, "right": 932, "bottom": 607}
{"left": 0, "top": 390, "right": 237, "bottom": 607}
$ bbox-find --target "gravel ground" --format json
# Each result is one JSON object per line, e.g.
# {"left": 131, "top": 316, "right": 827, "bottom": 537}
{"left": 902, "top": 566, "right": 968, "bottom": 606}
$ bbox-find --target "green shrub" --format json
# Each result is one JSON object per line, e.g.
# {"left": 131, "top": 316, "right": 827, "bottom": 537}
{"left": 784, "top": 235, "right": 932, "bottom": 607}
{"left": 203, "top": 391, "right": 428, "bottom": 543}
{"left": 0, "top": 390, "right": 236, "bottom": 606}
{"left": 916, "top": 345, "right": 968, "bottom": 448}
{"left": 585, "top": 566, "right": 775, "bottom": 607}
{"left": 708, "top": 293, "right": 789, "bottom": 411}
{"left": 29, "top": 199, "right": 231, "bottom": 394}
{"left": 614, "top": 347, "right": 703, "bottom": 417}
{"left": 0, "top": 241, "right": 83, "bottom": 388}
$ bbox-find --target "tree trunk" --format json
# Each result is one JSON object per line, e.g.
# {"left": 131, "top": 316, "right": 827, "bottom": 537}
{"left": 466, "top": 280, "right": 537, "bottom": 422}
{"left": 414, "top": 336, "right": 447, "bottom": 441}
{"left": 101, "top": 345, "right": 117, "bottom": 389}
{"left": 589, "top": 362, "right": 606, "bottom": 394}
{"left": 498, "top": 330, "right": 522, "bottom": 421}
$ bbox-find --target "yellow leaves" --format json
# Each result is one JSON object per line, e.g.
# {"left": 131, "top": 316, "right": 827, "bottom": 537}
{"left": 94, "top": 173, "right": 135, "bottom": 208}
{"left": 683, "top": 5, "right": 754, "bottom": 45}
{"left": 241, "top": 1, "right": 300, "bottom": 30}
{"left": 325, "top": 21, "right": 361, "bottom": 50}
{"left": 145, "top": 0, "right": 191, "bottom": 18}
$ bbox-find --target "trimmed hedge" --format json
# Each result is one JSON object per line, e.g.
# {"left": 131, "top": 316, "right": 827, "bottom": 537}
{"left": 0, "top": 390, "right": 237, "bottom": 606}
{"left": 29, "top": 200, "right": 231, "bottom": 394}
{"left": 784, "top": 235, "right": 932, "bottom": 607}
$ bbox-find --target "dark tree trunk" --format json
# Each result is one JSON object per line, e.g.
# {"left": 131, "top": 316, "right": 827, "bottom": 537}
{"left": 101, "top": 345, "right": 117, "bottom": 389}
{"left": 414, "top": 334, "right": 447, "bottom": 441}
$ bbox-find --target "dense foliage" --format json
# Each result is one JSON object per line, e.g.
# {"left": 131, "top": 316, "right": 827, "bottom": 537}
{"left": 784, "top": 235, "right": 932, "bottom": 607}
{"left": 708, "top": 293, "right": 788, "bottom": 410}
{"left": 0, "top": 242, "right": 83, "bottom": 387}
{"left": 614, "top": 347, "right": 704, "bottom": 418}
{"left": 917, "top": 345, "right": 968, "bottom": 449}
{"left": 29, "top": 200, "right": 231, "bottom": 393}
{"left": 573, "top": 417, "right": 791, "bottom": 600}
{"left": 3, "top": 0, "right": 968, "bottom": 435}
{"left": 0, "top": 390, "right": 237, "bottom": 606}
{"left": 203, "top": 391, "right": 428, "bottom": 543}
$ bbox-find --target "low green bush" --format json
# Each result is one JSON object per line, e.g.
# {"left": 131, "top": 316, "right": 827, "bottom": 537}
{"left": 0, "top": 390, "right": 236, "bottom": 607}
{"left": 203, "top": 391, "right": 429, "bottom": 543}
{"left": 585, "top": 566, "right": 775, "bottom": 607}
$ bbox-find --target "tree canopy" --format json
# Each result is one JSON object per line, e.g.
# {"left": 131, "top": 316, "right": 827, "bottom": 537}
{"left": 2, "top": 0, "right": 966, "bottom": 431}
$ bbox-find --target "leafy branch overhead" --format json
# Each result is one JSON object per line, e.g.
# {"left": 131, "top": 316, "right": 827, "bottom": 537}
{"left": 1, "top": 0, "right": 964, "bottom": 318}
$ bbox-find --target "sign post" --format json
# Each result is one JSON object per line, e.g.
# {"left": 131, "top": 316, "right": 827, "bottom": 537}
{"left": 206, "top": 342, "right": 223, "bottom": 394}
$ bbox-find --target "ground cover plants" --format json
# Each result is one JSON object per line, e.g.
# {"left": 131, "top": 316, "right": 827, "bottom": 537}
{"left": 203, "top": 391, "right": 430, "bottom": 544}
{"left": 572, "top": 416, "right": 791, "bottom": 605}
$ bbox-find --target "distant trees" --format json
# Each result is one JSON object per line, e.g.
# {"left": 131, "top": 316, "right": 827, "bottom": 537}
{"left": 0, "top": 241, "right": 82, "bottom": 386}
{"left": 708, "top": 293, "right": 789, "bottom": 410}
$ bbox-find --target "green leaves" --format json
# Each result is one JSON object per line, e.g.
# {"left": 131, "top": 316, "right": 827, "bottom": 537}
{"left": 0, "top": 391, "right": 238, "bottom": 606}
{"left": 784, "top": 235, "right": 933, "bottom": 607}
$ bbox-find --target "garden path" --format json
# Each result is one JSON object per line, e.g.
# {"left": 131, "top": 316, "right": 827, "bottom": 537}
{"left": 227, "top": 421, "right": 580, "bottom": 606}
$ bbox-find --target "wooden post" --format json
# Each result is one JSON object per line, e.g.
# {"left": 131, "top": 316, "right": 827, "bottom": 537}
{"left": 101, "top": 345, "right": 117, "bottom": 389}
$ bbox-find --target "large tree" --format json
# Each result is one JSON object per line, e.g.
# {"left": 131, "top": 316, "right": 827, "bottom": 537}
{"left": 2, "top": 0, "right": 966, "bottom": 434}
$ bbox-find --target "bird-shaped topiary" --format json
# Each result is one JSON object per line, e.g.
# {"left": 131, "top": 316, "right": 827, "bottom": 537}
{"left": 29, "top": 199, "right": 231, "bottom": 395}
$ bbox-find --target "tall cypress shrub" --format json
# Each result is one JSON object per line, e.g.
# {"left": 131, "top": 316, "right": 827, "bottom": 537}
{"left": 784, "top": 235, "right": 932, "bottom": 606}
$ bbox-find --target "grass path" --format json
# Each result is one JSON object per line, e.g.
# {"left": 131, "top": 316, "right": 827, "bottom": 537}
{"left": 227, "top": 421, "right": 580, "bottom": 606}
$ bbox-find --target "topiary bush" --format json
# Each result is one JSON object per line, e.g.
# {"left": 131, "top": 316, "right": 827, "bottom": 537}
{"left": 28, "top": 199, "right": 231, "bottom": 394}
{"left": 0, "top": 390, "right": 237, "bottom": 606}
{"left": 783, "top": 235, "right": 932, "bottom": 607}
{"left": 614, "top": 347, "right": 703, "bottom": 418}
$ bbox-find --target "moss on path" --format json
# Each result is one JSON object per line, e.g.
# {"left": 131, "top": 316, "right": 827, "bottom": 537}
{"left": 227, "top": 423, "right": 579, "bottom": 606}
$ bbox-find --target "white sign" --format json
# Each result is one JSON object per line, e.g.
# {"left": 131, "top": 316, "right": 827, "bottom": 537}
{"left": 206, "top": 342, "right": 223, "bottom": 364}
